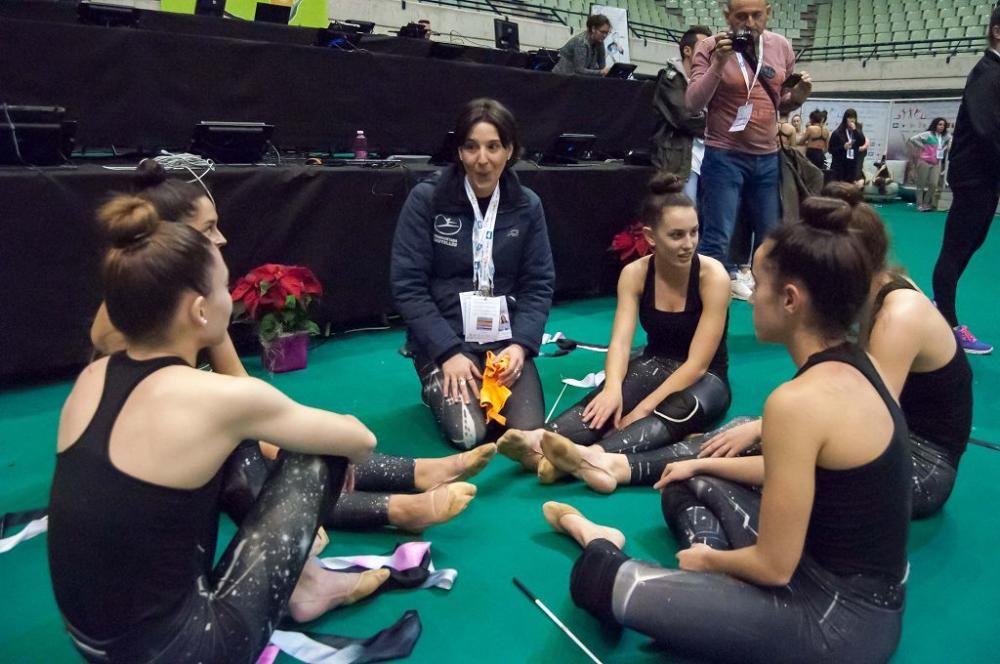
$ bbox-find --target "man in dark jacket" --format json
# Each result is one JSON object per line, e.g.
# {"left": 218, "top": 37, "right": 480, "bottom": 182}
{"left": 653, "top": 25, "right": 712, "bottom": 199}
{"left": 931, "top": 6, "right": 1000, "bottom": 354}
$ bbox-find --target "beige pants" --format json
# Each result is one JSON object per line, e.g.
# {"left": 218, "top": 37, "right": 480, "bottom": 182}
{"left": 915, "top": 160, "right": 942, "bottom": 208}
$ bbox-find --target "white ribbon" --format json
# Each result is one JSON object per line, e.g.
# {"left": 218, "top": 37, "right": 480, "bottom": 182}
{"left": 0, "top": 516, "right": 47, "bottom": 554}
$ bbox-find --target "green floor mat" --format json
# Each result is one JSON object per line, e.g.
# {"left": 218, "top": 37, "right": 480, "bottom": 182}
{"left": 1, "top": 202, "right": 998, "bottom": 662}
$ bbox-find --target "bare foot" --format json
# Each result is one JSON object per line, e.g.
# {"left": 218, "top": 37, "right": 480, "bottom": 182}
{"left": 542, "top": 501, "right": 625, "bottom": 549}
{"left": 288, "top": 560, "right": 390, "bottom": 623}
{"left": 389, "top": 482, "right": 477, "bottom": 533}
{"left": 497, "top": 429, "right": 544, "bottom": 472}
{"left": 415, "top": 443, "right": 497, "bottom": 490}
{"left": 540, "top": 431, "right": 619, "bottom": 494}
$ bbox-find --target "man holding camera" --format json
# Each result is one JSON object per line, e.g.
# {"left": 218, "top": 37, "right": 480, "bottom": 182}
{"left": 686, "top": 0, "right": 811, "bottom": 299}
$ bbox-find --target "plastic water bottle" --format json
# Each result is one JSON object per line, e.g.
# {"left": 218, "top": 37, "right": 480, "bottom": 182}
{"left": 352, "top": 130, "right": 368, "bottom": 160}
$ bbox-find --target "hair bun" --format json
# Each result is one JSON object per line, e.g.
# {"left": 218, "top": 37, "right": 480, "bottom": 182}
{"left": 133, "top": 158, "right": 168, "bottom": 191}
{"left": 820, "top": 182, "right": 863, "bottom": 207}
{"left": 648, "top": 172, "right": 684, "bottom": 196}
{"left": 100, "top": 196, "right": 161, "bottom": 249}
{"left": 799, "top": 196, "right": 852, "bottom": 233}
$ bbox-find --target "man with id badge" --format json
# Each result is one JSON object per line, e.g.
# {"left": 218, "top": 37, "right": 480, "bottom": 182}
{"left": 392, "top": 99, "right": 555, "bottom": 449}
{"left": 685, "top": 0, "right": 812, "bottom": 301}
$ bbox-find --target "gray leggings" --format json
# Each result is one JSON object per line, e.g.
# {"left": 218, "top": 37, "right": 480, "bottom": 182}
{"left": 569, "top": 473, "right": 905, "bottom": 663}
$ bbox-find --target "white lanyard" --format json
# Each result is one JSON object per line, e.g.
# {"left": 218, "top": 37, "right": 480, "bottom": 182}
{"left": 735, "top": 35, "right": 765, "bottom": 102}
{"left": 464, "top": 177, "right": 500, "bottom": 296}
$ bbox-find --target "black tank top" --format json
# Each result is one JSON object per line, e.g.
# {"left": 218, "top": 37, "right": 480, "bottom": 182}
{"left": 638, "top": 254, "right": 729, "bottom": 380}
{"left": 798, "top": 344, "right": 911, "bottom": 581}
{"left": 48, "top": 353, "right": 223, "bottom": 639}
{"left": 874, "top": 279, "right": 973, "bottom": 466}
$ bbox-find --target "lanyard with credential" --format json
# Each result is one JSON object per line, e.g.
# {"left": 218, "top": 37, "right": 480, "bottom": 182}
{"left": 464, "top": 176, "right": 501, "bottom": 297}
{"left": 734, "top": 35, "right": 765, "bottom": 103}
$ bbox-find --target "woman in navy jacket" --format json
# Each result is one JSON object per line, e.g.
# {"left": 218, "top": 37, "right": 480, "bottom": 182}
{"left": 391, "top": 99, "right": 555, "bottom": 449}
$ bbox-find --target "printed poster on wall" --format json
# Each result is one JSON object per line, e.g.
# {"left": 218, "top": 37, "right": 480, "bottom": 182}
{"left": 591, "top": 5, "right": 630, "bottom": 65}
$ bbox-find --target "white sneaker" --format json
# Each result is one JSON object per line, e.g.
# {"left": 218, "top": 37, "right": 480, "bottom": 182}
{"left": 738, "top": 264, "right": 755, "bottom": 291}
{"left": 730, "top": 273, "right": 752, "bottom": 301}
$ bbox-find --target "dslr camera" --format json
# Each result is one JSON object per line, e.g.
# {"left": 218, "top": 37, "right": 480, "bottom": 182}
{"left": 728, "top": 29, "right": 754, "bottom": 55}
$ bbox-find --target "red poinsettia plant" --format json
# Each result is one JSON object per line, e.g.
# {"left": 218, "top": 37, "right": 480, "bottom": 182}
{"left": 610, "top": 221, "right": 652, "bottom": 264}
{"left": 231, "top": 264, "right": 323, "bottom": 343}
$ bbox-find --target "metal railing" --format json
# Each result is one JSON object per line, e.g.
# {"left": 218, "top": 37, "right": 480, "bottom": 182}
{"left": 797, "top": 37, "right": 985, "bottom": 64}
{"left": 414, "top": 0, "right": 565, "bottom": 26}
{"left": 410, "top": 0, "right": 981, "bottom": 64}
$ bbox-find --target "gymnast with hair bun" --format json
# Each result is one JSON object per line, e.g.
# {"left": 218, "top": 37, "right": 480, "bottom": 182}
{"left": 497, "top": 172, "right": 732, "bottom": 492}
{"left": 88, "top": 162, "right": 492, "bottom": 535}
{"left": 49, "top": 196, "right": 382, "bottom": 662}
{"left": 827, "top": 182, "right": 973, "bottom": 518}
{"left": 544, "top": 195, "right": 911, "bottom": 663}
{"left": 698, "top": 182, "right": 975, "bottom": 519}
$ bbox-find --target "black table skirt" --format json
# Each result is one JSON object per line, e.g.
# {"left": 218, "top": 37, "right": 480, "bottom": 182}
{"left": 0, "top": 162, "right": 651, "bottom": 380}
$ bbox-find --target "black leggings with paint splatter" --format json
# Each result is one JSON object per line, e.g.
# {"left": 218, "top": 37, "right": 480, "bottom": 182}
{"left": 546, "top": 354, "right": 731, "bottom": 483}
{"left": 223, "top": 443, "right": 423, "bottom": 531}
{"left": 568, "top": 474, "right": 906, "bottom": 663}
{"left": 67, "top": 450, "right": 348, "bottom": 664}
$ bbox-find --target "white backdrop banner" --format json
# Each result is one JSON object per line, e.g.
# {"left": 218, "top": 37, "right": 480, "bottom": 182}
{"left": 591, "top": 5, "right": 630, "bottom": 65}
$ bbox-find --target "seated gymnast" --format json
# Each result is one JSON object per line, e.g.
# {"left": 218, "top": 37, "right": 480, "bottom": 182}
{"left": 545, "top": 197, "right": 911, "bottom": 663}
{"left": 49, "top": 197, "right": 383, "bottom": 663}
{"left": 833, "top": 183, "right": 972, "bottom": 517}
{"left": 391, "top": 98, "right": 555, "bottom": 450}
{"left": 695, "top": 183, "right": 975, "bottom": 519}
{"left": 90, "top": 162, "right": 492, "bottom": 534}
{"left": 496, "top": 173, "right": 732, "bottom": 491}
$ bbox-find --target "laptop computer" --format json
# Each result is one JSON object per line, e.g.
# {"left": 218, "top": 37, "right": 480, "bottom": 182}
{"left": 605, "top": 62, "right": 637, "bottom": 80}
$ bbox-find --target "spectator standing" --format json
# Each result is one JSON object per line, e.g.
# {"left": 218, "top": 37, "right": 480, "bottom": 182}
{"left": 553, "top": 15, "right": 611, "bottom": 76}
{"left": 686, "top": 0, "right": 812, "bottom": 301}
{"left": 931, "top": 7, "right": 1000, "bottom": 354}
{"left": 829, "top": 109, "right": 866, "bottom": 185}
{"left": 802, "top": 110, "right": 830, "bottom": 172}
{"left": 652, "top": 25, "right": 713, "bottom": 201}
{"left": 909, "top": 118, "right": 952, "bottom": 212}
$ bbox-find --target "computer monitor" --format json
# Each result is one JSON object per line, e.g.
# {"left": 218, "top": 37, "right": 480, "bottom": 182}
{"left": 0, "top": 105, "right": 76, "bottom": 166}
{"left": 605, "top": 62, "right": 637, "bottom": 79}
{"left": 254, "top": 2, "right": 290, "bottom": 24}
{"left": 540, "top": 133, "right": 597, "bottom": 165}
{"left": 194, "top": 0, "right": 226, "bottom": 18}
{"left": 77, "top": 1, "right": 139, "bottom": 27}
{"left": 191, "top": 121, "right": 274, "bottom": 164}
{"left": 429, "top": 131, "right": 458, "bottom": 166}
{"left": 525, "top": 49, "right": 560, "bottom": 72}
{"left": 494, "top": 19, "right": 519, "bottom": 52}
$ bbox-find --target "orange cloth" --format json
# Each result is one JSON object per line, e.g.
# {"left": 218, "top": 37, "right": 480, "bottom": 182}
{"left": 480, "top": 351, "right": 512, "bottom": 426}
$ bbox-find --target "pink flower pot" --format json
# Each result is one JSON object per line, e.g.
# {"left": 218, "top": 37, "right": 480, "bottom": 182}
{"left": 262, "top": 332, "right": 309, "bottom": 373}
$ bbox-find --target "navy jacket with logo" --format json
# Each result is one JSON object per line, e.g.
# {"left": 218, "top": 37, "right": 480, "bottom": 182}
{"left": 391, "top": 165, "right": 555, "bottom": 364}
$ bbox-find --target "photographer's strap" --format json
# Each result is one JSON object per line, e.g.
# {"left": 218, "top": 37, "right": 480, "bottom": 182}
{"left": 735, "top": 35, "right": 765, "bottom": 102}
